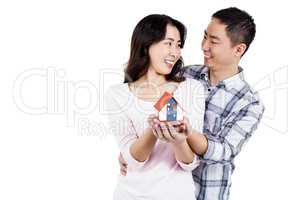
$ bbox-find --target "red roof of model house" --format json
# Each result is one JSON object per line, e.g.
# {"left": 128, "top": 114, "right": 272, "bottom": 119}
{"left": 154, "top": 91, "right": 184, "bottom": 111}
{"left": 154, "top": 92, "right": 174, "bottom": 111}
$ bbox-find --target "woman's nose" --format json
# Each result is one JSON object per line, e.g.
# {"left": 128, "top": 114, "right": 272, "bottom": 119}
{"left": 170, "top": 45, "right": 181, "bottom": 58}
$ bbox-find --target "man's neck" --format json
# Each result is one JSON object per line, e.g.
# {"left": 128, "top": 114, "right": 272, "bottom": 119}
{"left": 209, "top": 65, "right": 239, "bottom": 86}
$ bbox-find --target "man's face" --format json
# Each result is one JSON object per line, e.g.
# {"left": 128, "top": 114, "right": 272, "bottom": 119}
{"left": 201, "top": 18, "right": 239, "bottom": 70}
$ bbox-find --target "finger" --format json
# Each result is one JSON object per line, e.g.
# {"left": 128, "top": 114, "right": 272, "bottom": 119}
{"left": 147, "top": 117, "right": 156, "bottom": 128}
{"left": 119, "top": 153, "right": 127, "bottom": 166}
{"left": 149, "top": 118, "right": 160, "bottom": 129}
{"left": 162, "top": 126, "right": 175, "bottom": 142}
{"left": 147, "top": 115, "right": 155, "bottom": 122}
{"left": 158, "top": 124, "right": 170, "bottom": 141}
{"left": 121, "top": 164, "right": 127, "bottom": 171}
{"left": 152, "top": 128, "right": 159, "bottom": 138}
{"left": 167, "top": 122, "right": 178, "bottom": 140}
{"left": 120, "top": 168, "right": 127, "bottom": 176}
{"left": 153, "top": 118, "right": 160, "bottom": 124}
{"left": 166, "top": 122, "right": 178, "bottom": 140}
{"left": 154, "top": 125, "right": 164, "bottom": 140}
{"left": 119, "top": 156, "right": 128, "bottom": 176}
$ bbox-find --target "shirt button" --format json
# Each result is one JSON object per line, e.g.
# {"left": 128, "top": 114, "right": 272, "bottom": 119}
{"left": 208, "top": 88, "right": 211, "bottom": 92}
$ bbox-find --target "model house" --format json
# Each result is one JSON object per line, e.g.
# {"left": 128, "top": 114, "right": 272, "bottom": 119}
{"left": 154, "top": 91, "right": 183, "bottom": 121}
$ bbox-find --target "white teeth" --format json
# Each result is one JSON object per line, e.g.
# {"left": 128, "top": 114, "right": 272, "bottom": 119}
{"left": 165, "top": 60, "right": 174, "bottom": 64}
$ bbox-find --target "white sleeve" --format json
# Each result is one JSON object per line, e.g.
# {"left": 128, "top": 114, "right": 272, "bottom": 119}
{"left": 188, "top": 78, "right": 205, "bottom": 132}
{"left": 104, "top": 86, "right": 148, "bottom": 170}
{"left": 177, "top": 79, "right": 205, "bottom": 171}
{"left": 176, "top": 154, "right": 200, "bottom": 171}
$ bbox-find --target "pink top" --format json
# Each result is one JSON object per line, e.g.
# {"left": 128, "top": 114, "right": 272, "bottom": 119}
{"left": 105, "top": 78, "right": 205, "bottom": 200}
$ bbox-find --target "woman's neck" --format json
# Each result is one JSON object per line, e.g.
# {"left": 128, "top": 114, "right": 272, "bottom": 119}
{"left": 129, "top": 69, "right": 179, "bottom": 102}
{"left": 136, "top": 68, "right": 167, "bottom": 87}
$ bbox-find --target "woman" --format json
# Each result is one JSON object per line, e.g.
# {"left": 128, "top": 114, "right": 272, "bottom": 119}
{"left": 105, "top": 14, "right": 205, "bottom": 200}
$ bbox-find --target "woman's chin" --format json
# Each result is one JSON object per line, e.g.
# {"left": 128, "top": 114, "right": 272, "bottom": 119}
{"left": 156, "top": 69, "right": 173, "bottom": 76}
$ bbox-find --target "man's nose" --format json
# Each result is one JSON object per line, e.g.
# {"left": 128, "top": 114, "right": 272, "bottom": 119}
{"left": 201, "top": 39, "right": 209, "bottom": 51}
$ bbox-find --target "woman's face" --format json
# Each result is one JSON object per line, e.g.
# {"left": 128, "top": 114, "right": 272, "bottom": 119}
{"left": 148, "top": 24, "right": 182, "bottom": 75}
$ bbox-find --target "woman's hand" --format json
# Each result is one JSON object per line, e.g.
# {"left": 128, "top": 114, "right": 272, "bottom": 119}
{"left": 164, "top": 121, "right": 188, "bottom": 144}
{"left": 164, "top": 116, "right": 192, "bottom": 144}
{"left": 177, "top": 116, "right": 192, "bottom": 136}
{"left": 148, "top": 114, "right": 192, "bottom": 144}
{"left": 147, "top": 114, "right": 167, "bottom": 141}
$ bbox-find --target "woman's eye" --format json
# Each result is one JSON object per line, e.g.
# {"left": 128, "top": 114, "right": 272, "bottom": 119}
{"left": 164, "top": 42, "right": 172, "bottom": 46}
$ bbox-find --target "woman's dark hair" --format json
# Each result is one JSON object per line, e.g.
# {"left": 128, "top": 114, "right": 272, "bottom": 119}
{"left": 124, "top": 14, "right": 186, "bottom": 83}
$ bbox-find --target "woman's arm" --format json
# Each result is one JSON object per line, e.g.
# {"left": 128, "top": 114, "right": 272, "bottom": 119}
{"left": 186, "top": 130, "right": 208, "bottom": 156}
{"left": 105, "top": 87, "right": 157, "bottom": 168}
{"left": 129, "top": 127, "right": 157, "bottom": 162}
{"left": 153, "top": 120, "right": 195, "bottom": 164}
{"left": 171, "top": 139, "right": 195, "bottom": 164}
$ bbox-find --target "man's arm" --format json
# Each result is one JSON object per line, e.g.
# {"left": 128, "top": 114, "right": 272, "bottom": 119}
{"left": 187, "top": 101, "right": 264, "bottom": 164}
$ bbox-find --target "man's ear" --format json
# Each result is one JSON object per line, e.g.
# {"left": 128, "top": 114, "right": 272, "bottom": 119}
{"left": 234, "top": 43, "right": 247, "bottom": 57}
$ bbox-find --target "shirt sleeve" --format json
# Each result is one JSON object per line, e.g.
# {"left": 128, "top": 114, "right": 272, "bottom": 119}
{"left": 104, "top": 86, "right": 148, "bottom": 170}
{"left": 201, "top": 99, "right": 265, "bottom": 164}
{"left": 177, "top": 78, "right": 205, "bottom": 171}
{"left": 176, "top": 155, "right": 200, "bottom": 171}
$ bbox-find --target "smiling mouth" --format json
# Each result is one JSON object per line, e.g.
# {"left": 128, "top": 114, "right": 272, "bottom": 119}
{"left": 204, "top": 54, "right": 212, "bottom": 59}
{"left": 165, "top": 59, "right": 175, "bottom": 68}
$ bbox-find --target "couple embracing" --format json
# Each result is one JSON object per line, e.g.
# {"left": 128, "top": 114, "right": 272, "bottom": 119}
{"left": 105, "top": 7, "right": 264, "bottom": 200}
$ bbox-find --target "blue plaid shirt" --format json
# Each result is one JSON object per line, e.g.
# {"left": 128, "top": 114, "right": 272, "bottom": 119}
{"left": 183, "top": 65, "right": 265, "bottom": 200}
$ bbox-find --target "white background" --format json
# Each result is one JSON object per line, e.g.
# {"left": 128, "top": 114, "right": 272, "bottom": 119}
{"left": 0, "top": 0, "right": 299, "bottom": 199}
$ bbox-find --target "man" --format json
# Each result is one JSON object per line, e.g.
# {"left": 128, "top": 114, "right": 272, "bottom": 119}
{"left": 119, "top": 7, "right": 264, "bottom": 200}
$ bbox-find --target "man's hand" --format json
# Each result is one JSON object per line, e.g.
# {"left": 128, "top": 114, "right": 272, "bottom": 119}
{"left": 118, "top": 153, "right": 127, "bottom": 176}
